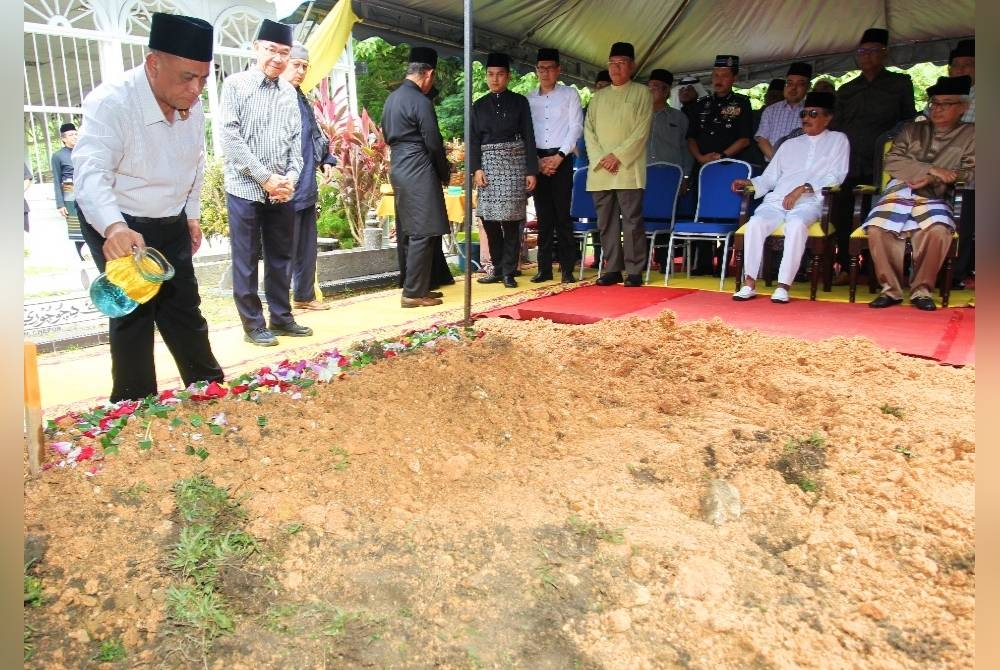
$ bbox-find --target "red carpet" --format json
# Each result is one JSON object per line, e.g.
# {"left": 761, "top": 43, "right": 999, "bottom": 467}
{"left": 478, "top": 285, "right": 975, "bottom": 366}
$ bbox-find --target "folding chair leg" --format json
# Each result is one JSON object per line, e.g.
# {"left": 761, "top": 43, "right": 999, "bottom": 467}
{"left": 718, "top": 239, "right": 729, "bottom": 290}
{"left": 644, "top": 235, "right": 655, "bottom": 284}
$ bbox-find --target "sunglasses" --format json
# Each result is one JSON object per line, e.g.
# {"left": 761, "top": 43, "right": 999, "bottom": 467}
{"left": 856, "top": 47, "right": 885, "bottom": 56}
{"left": 799, "top": 109, "right": 825, "bottom": 118}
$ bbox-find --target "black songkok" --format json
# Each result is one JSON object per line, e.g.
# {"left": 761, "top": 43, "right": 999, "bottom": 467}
{"left": 148, "top": 12, "right": 213, "bottom": 62}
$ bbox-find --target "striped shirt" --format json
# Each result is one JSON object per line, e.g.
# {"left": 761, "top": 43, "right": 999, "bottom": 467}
{"left": 527, "top": 84, "right": 583, "bottom": 155}
{"left": 219, "top": 67, "right": 302, "bottom": 203}
{"left": 755, "top": 100, "right": 804, "bottom": 149}
{"left": 73, "top": 64, "right": 205, "bottom": 236}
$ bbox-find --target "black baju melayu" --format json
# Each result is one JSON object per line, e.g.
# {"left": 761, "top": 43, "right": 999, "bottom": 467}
{"left": 382, "top": 79, "right": 451, "bottom": 299}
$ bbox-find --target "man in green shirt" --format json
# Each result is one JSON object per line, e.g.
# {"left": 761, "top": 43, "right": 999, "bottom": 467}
{"left": 584, "top": 42, "right": 653, "bottom": 287}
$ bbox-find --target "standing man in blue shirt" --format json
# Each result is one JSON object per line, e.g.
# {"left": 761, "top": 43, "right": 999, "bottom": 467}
{"left": 280, "top": 42, "right": 336, "bottom": 312}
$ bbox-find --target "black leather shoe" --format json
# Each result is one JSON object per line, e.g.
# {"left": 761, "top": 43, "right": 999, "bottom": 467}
{"left": 477, "top": 273, "right": 501, "bottom": 284}
{"left": 530, "top": 271, "right": 554, "bottom": 283}
{"left": 596, "top": 272, "right": 623, "bottom": 286}
{"left": 513, "top": 269, "right": 523, "bottom": 277}
{"left": 869, "top": 295, "right": 903, "bottom": 309}
{"left": 561, "top": 272, "right": 577, "bottom": 284}
{"left": 244, "top": 327, "right": 278, "bottom": 346}
{"left": 911, "top": 295, "right": 937, "bottom": 311}
{"left": 269, "top": 321, "right": 314, "bottom": 337}
{"left": 623, "top": 274, "right": 643, "bottom": 287}
{"left": 503, "top": 275, "right": 518, "bottom": 288}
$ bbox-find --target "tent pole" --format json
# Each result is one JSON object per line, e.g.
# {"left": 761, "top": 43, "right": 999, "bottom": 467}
{"left": 462, "top": 0, "right": 473, "bottom": 325}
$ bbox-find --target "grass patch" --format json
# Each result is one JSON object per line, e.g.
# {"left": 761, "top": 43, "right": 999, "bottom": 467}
{"left": 880, "top": 404, "right": 905, "bottom": 419}
{"left": 92, "top": 637, "right": 126, "bottom": 662}
{"left": 567, "top": 514, "right": 626, "bottom": 544}
{"left": 166, "top": 476, "right": 258, "bottom": 650}
{"left": 24, "top": 562, "right": 43, "bottom": 607}
{"left": 772, "top": 433, "right": 827, "bottom": 494}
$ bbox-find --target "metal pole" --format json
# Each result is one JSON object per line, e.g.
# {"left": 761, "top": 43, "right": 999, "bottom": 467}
{"left": 462, "top": 0, "right": 473, "bottom": 325}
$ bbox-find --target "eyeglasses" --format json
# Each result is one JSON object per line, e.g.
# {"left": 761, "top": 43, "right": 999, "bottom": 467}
{"left": 607, "top": 60, "right": 630, "bottom": 68}
{"left": 262, "top": 44, "right": 291, "bottom": 60}
{"left": 799, "top": 109, "right": 825, "bottom": 118}
{"left": 856, "top": 47, "right": 886, "bottom": 56}
{"left": 535, "top": 65, "right": 558, "bottom": 72}
{"left": 928, "top": 100, "right": 964, "bottom": 109}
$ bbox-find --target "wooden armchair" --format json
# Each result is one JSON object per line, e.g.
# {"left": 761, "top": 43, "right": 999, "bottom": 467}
{"left": 732, "top": 185, "right": 839, "bottom": 300}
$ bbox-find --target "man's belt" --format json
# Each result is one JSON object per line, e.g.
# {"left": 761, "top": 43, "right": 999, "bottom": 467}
{"left": 123, "top": 211, "right": 185, "bottom": 225}
{"left": 537, "top": 147, "right": 562, "bottom": 157}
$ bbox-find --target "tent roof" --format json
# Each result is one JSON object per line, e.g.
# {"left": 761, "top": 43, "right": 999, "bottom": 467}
{"left": 289, "top": 0, "right": 973, "bottom": 86}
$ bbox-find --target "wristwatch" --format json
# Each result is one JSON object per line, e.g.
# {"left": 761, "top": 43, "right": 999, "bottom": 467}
{"left": 719, "top": 151, "right": 728, "bottom": 159}
{"left": 802, "top": 183, "right": 814, "bottom": 193}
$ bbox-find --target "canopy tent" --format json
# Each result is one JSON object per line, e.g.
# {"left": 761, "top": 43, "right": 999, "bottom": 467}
{"left": 287, "top": 0, "right": 974, "bottom": 87}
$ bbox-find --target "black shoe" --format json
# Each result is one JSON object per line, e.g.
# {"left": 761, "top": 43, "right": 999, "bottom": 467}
{"left": 910, "top": 295, "right": 937, "bottom": 311}
{"left": 561, "top": 272, "right": 577, "bottom": 284}
{"left": 530, "top": 271, "right": 554, "bottom": 283}
{"left": 869, "top": 295, "right": 903, "bottom": 309}
{"left": 477, "top": 273, "right": 501, "bottom": 284}
{"left": 623, "top": 274, "right": 643, "bottom": 287}
{"left": 269, "top": 321, "right": 314, "bottom": 337}
{"left": 244, "top": 327, "right": 278, "bottom": 346}
{"left": 513, "top": 269, "right": 523, "bottom": 277}
{"left": 595, "top": 272, "right": 623, "bottom": 286}
{"left": 503, "top": 275, "right": 518, "bottom": 288}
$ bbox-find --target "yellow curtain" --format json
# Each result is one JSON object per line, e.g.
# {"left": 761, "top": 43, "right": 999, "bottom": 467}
{"left": 300, "top": 0, "right": 361, "bottom": 93}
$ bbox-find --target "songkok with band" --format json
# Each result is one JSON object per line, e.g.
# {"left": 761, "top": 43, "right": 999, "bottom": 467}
{"left": 714, "top": 54, "right": 739, "bottom": 73}
{"left": 148, "top": 12, "right": 214, "bottom": 62}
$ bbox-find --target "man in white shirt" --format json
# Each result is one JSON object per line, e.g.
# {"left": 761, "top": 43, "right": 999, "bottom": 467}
{"left": 730, "top": 91, "right": 849, "bottom": 303}
{"left": 73, "top": 12, "right": 223, "bottom": 403}
{"left": 527, "top": 48, "right": 584, "bottom": 283}
{"left": 755, "top": 62, "right": 812, "bottom": 162}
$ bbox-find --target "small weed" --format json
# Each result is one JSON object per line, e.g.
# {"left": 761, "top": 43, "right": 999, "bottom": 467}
{"left": 894, "top": 445, "right": 914, "bottom": 459}
{"left": 567, "top": 514, "right": 626, "bottom": 544}
{"left": 116, "top": 482, "right": 150, "bottom": 504}
{"left": 166, "top": 584, "right": 234, "bottom": 638}
{"left": 24, "top": 624, "right": 35, "bottom": 662}
{"left": 881, "top": 404, "right": 905, "bottom": 419}
{"left": 398, "top": 606, "right": 414, "bottom": 619}
{"left": 285, "top": 523, "right": 304, "bottom": 535}
{"left": 773, "top": 432, "right": 827, "bottom": 494}
{"left": 537, "top": 565, "right": 559, "bottom": 590}
{"left": 24, "top": 561, "right": 43, "bottom": 607}
{"left": 264, "top": 603, "right": 301, "bottom": 635}
{"left": 92, "top": 637, "right": 126, "bottom": 662}
{"left": 173, "top": 476, "right": 244, "bottom": 526}
{"left": 322, "top": 608, "right": 359, "bottom": 637}
{"left": 330, "top": 446, "right": 351, "bottom": 471}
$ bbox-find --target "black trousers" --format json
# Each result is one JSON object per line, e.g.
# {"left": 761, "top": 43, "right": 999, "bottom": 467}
{"left": 290, "top": 204, "right": 319, "bottom": 302}
{"left": 533, "top": 157, "right": 576, "bottom": 274}
{"left": 226, "top": 194, "right": 294, "bottom": 331}
{"left": 953, "top": 190, "right": 975, "bottom": 283}
{"left": 396, "top": 235, "right": 453, "bottom": 289}
{"left": 79, "top": 208, "right": 223, "bottom": 403}
{"left": 831, "top": 175, "right": 871, "bottom": 270}
{"left": 402, "top": 235, "right": 434, "bottom": 298}
{"left": 481, "top": 220, "right": 520, "bottom": 276}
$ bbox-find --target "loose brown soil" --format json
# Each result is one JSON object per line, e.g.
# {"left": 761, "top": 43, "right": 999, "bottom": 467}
{"left": 23, "top": 313, "right": 975, "bottom": 669}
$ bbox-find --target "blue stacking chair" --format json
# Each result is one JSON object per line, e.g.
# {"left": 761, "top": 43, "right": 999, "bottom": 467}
{"left": 665, "top": 158, "right": 752, "bottom": 289}
{"left": 642, "top": 162, "right": 683, "bottom": 283}
{"left": 570, "top": 167, "right": 600, "bottom": 280}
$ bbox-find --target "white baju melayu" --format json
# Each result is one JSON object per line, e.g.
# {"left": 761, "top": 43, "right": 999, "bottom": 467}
{"left": 742, "top": 129, "right": 849, "bottom": 285}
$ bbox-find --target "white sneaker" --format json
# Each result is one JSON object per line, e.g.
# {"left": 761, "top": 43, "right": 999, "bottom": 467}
{"left": 770, "top": 287, "right": 790, "bottom": 303}
{"left": 732, "top": 285, "right": 757, "bottom": 301}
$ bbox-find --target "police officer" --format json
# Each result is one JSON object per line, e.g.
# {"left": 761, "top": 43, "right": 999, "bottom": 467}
{"left": 685, "top": 54, "right": 754, "bottom": 274}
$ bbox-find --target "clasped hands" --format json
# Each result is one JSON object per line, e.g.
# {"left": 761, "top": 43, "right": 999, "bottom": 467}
{"left": 908, "top": 166, "right": 960, "bottom": 190}
{"left": 474, "top": 169, "right": 536, "bottom": 192}
{"left": 263, "top": 174, "right": 294, "bottom": 203}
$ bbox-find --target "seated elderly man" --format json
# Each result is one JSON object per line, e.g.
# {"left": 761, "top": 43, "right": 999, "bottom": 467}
{"left": 731, "top": 91, "right": 849, "bottom": 303}
{"left": 863, "top": 75, "right": 974, "bottom": 311}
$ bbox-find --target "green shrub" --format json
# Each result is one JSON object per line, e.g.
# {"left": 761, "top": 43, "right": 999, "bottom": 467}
{"left": 316, "top": 182, "right": 355, "bottom": 249}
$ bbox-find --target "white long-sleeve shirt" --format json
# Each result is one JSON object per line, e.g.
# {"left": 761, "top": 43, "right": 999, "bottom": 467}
{"left": 750, "top": 129, "right": 849, "bottom": 207}
{"left": 73, "top": 65, "right": 205, "bottom": 236}
{"left": 527, "top": 84, "right": 583, "bottom": 155}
